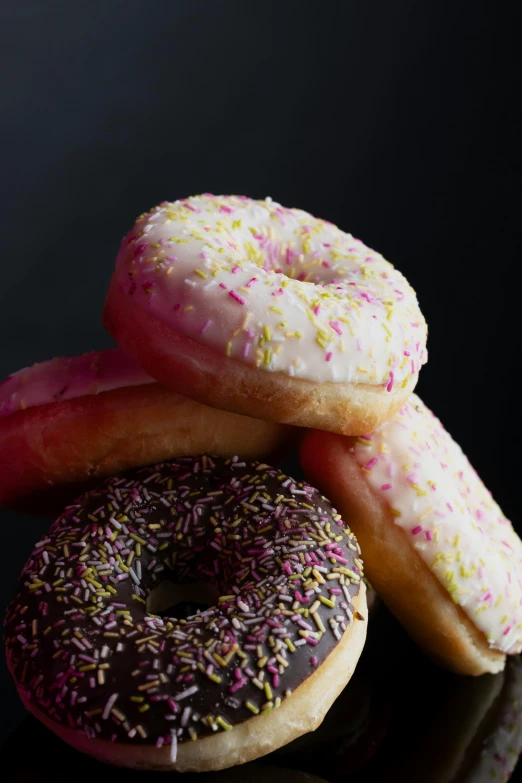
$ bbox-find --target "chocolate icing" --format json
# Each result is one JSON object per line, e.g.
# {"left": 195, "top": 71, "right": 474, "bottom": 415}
{"left": 4, "top": 456, "right": 364, "bottom": 750}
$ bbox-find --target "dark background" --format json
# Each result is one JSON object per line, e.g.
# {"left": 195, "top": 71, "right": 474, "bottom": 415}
{"left": 0, "top": 0, "right": 518, "bottom": 753}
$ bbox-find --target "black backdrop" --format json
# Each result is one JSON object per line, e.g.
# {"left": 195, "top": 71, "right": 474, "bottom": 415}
{"left": 0, "top": 0, "right": 518, "bottom": 744}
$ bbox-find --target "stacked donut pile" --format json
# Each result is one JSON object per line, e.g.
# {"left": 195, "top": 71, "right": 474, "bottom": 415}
{"left": 2, "top": 195, "right": 521, "bottom": 772}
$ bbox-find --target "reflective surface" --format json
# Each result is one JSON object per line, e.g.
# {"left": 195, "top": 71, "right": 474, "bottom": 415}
{"left": 2, "top": 604, "right": 521, "bottom": 782}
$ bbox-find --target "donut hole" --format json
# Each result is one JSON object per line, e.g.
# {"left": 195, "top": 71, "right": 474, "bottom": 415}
{"left": 146, "top": 577, "right": 219, "bottom": 620}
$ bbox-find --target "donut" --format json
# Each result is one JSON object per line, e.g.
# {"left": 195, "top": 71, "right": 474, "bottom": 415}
{"left": 0, "top": 348, "right": 293, "bottom": 515}
{"left": 103, "top": 194, "right": 427, "bottom": 436}
{"left": 4, "top": 457, "right": 367, "bottom": 772}
{"left": 300, "top": 394, "right": 522, "bottom": 675}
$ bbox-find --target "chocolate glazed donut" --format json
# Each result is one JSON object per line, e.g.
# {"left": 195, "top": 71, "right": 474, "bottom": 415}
{"left": 4, "top": 457, "right": 367, "bottom": 772}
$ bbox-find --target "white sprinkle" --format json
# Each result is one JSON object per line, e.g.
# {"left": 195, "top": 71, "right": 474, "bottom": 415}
{"left": 172, "top": 685, "right": 199, "bottom": 701}
{"left": 102, "top": 693, "right": 119, "bottom": 720}
{"left": 170, "top": 732, "right": 178, "bottom": 762}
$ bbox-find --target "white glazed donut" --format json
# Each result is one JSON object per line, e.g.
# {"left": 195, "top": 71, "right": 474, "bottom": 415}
{"left": 0, "top": 348, "right": 293, "bottom": 514}
{"left": 301, "top": 394, "right": 522, "bottom": 675}
{"left": 103, "top": 195, "right": 427, "bottom": 435}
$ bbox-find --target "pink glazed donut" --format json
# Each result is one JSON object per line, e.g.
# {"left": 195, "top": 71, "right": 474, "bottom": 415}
{"left": 103, "top": 195, "right": 427, "bottom": 436}
{"left": 0, "top": 348, "right": 292, "bottom": 515}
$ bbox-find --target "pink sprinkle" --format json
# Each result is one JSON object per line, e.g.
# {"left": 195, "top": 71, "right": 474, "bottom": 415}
{"left": 381, "top": 483, "right": 392, "bottom": 491}
{"left": 219, "top": 205, "right": 233, "bottom": 213}
{"left": 503, "top": 626, "right": 512, "bottom": 636}
{"left": 412, "top": 525, "right": 423, "bottom": 535}
{"left": 483, "top": 592, "right": 492, "bottom": 602}
{"left": 201, "top": 320, "right": 212, "bottom": 334}
{"left": 246, "top": 277, "right": 258, "bottom": 287}
{"left": 365, "top": 457, "right": 378, "bottom": 470}
{"left": 229, "top": 290, "right": 245, "bottom": 305}
{"left": 329, "top": 321, "right": 342, "bottom": 335}
{"left": 232, "top": 266, "right": 241, "bottom": 274}
{"left": 219, "top": 282, "right": 228, "bottom": 290}
{"left": 386, "top": 371, "right": 394, "bottom": 392}
{"left": 311, "top": 656, "right": 318, "bottom": 666}
{"left": 425, "top": 530, "right": 433, "bottom": 541}
{"left": 314, "top": 305, "right": 321, "bottom": 315}
{"left": 229, "top": 679, "right": 245, "bottom": 694}
{"left": 404, "top": 350, "right": 410, "bottom": 356}
{"left": 243, "top": 342, "right": 251, "bottom": 358}
{"left": 325, "top": 352, "right": 332, "bottom": 362}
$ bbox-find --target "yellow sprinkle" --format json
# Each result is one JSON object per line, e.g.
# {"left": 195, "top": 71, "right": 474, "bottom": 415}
{"left": 263, "top": 325, "right": 271, "bottom": 341}
{"left": 245, "top": 700, "right": 259, "bottom": 714}
{"left": 284, "top": 638, "right": 295, "bottom": 652}
{"left": 216, "top": 716, "right": 233, "bottom": 731}
{"left": 129, "top": 534, "right": 147, "bottom": 546}
{"left": 226, "top": 341, "right": 232, "bottom": 357}
{"left": 194, "top": 268, "right": 207, "bottom": 279}
{"left": 208, "top": 673, "right": 222, "bottom": 684}
{"left": 264, "top": 348, "right": 272, "bottom": 366}
{"left": 319, "top": 595, "right": 335, "bottom": 608}
{"left": 264, "top": 682, "right": 273, "bottom": 700}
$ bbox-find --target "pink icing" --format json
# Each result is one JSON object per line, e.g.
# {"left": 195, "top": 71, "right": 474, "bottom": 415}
{"left": 0, "top": 349, "right": 154, "bottom": 418}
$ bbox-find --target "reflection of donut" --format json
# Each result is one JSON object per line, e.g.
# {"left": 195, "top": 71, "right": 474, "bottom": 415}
{"left": 386, "top": 656, "right": 522, "bottom": 782}
{"left": 301, "top": 394, "right": 522, "bottom": 675}
{"left": 103, "top": 194, "right": 427, "bottom": 436}
{"left": 192, "top": 765, "right": 329, "bottom": 783}
{"left": 460, "top": 656, "right": 522, "bottom": 783}
{"left": 0, "top": 348, "right": 292, "bottom": 514}
{"left": 2, "top": 718, "right": 326, "bottom": 783}
{"left": 5, "top": 457, "right": 367, "bottom": 772}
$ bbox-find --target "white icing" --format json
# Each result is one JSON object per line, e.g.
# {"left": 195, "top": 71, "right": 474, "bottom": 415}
{"left": 353, "top": 394, "right": 522, "bottom": 653}
{"left": 112, "top": 195, "right": 427, "bottom": 386}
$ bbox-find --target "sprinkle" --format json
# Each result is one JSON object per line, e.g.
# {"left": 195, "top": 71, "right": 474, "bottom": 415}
{"left": 170, "top": 731, "right": 177, "bottom": 762}
{"left": 102, "top": 693, "right": 119, "bottom": 720}
{"left": 228, "top": 290, "right": 245, "bottom": 305}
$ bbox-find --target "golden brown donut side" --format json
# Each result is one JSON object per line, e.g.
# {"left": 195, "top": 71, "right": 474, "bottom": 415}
{"left": 103, "top": 281, "right": 418, "bottom": 437}
{"left": 0, "top": 383, "right": 294, "bottom": 515}
{"left": 7, "top": 587, "right": 367, "bottom": 772}
{"left": 300, "top": 430, "right": 505, "bottom": 675}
